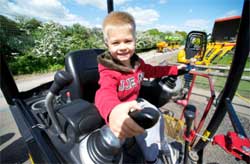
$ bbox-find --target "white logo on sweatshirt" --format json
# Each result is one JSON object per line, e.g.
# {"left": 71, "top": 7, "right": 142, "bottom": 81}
{"left": 118, "top": 72, "right": 144, "bottom": 91}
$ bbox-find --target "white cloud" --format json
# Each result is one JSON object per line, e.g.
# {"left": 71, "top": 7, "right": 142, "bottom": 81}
{"left": 219, "top": 10, "right": 240, "bottom": 18}
{"left": 75, "top": 0, "right": 129, "bottom": 10}
{"left": 75, "top": 0, "right": 106, "bottom": 10}
{"left": 0, "top": 0, "right": 90, "bottom": 26}
{"left": 152, "top": 19, "right": 211, "bottom": 33}
{"left": 125, "top": 7, "right": 160, "bottom": 26}
{"left": 184, "top": 19, "right": 210, "bottom": 31}
{"left": 153, "top": 24, "right": 178, "bottom": 32}
{"left": 159, "top": 0, "right": 167, "bottom": 4}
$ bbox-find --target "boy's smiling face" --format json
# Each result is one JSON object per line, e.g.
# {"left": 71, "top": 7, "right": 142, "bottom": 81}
{"left": 106, "top": 26, "right": 136, "bottom": 67}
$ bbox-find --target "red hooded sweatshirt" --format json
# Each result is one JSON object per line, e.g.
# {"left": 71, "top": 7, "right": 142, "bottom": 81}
{"left": 95, "top": 53, "right": 178, "bottom": 123}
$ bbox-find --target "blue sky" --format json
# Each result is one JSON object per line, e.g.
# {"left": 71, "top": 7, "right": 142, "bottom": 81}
{"left": 1, "top": 0, "right": 244, "bottom": 33}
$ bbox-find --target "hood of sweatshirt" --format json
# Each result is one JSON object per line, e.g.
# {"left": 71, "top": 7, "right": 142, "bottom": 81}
{"left": 97, "top": 51, "right": 140, "bottom": 73}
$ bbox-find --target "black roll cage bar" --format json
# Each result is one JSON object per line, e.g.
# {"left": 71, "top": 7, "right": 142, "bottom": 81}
{"left": 193, "top": 0, "right": 249, "bottom": 152}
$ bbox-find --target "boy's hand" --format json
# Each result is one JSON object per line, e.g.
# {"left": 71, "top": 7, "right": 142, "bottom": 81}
{"left": 190, "top": 58, "right": 197, "bottom": 64}
{"left": 177, "top": 64, "right": 187, "bottom": 70}
{"left": 109, "top": 101, "right": 145, "bottom": 140}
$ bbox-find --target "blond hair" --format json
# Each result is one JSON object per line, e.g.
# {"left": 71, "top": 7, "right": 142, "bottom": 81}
{"left": 102, "top": 11, "right": 136, "bottom": 42}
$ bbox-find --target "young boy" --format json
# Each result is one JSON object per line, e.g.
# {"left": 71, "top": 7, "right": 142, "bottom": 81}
{"left": 95, "top": 11, "right": 185, "bottom": 163}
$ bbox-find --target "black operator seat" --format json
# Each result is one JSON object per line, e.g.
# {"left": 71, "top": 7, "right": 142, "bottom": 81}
{"left": 56, "top": 49, "right": 105, "bottom": 144}
{"left": 65, "top": 49, "right": 105, "bottom": 102}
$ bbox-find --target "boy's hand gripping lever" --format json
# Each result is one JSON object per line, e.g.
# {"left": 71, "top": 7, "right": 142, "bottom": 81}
{"left": 45, "top": 71, "right": 73, "bottom": 142}
{"left": 159, "top": 67, "right": 191, "bottom": 93}
{"left": 82, "top": 99, "right": 160, "bottom": 164}
{"left": 177, "top": 67, "right": 191, "bottom": 76}
{"left": 129, "top": 107, "right": 160, "bottom": 129}
{"left": 85, "top": 108, "right": 160, "bottom": 164}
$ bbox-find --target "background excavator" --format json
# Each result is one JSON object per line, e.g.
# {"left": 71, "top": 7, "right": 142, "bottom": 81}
{"left": 177, "top": 16, "right": 241, "bottom": 65}
{"left": 156, "top": 35, "right": 182, "bottom": 52}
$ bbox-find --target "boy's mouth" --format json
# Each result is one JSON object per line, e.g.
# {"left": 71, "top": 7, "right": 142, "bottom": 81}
{"left": 117, "top": 53, "right": 131, "bottom": 60}
{"left": 118, "top": 52, "right": 131, "bottom": 56}
{"left": 119, "top": 53, "right": 128, "bottom": 56}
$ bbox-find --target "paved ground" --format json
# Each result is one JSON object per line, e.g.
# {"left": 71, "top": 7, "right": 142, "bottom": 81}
{"left": 0, "top": 93, "right": 30, "bottom": 163}
{"left": 0, "top": 49, "right": 249, "bottom": 163}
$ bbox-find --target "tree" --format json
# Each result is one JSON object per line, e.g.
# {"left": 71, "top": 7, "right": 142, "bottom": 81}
{"left": 32, "top": 21, "right": 71, "bottom": 63}
{"left": 16, "top": 16, "right": 42, "bottom": 33}
{"left": 175, "top": 31, "right": 187, "bottom": 44}
{"left": 0, "top": 15, "right": 27, "bottom": 59}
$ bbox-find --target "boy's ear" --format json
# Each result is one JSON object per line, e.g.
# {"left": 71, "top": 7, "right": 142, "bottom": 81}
{"left": 104, "top": 40, "right": 109, "bottom": 48}
{"left": 104, "top": 42, "right": 109, "bottom": 48}
{"left": 103, "top": 38, "right": 108, "bottom": 48}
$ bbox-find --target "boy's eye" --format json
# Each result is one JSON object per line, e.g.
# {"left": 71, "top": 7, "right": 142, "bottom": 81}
{"left": 111, "top": 41, "right": 119, "bottom": 45}
{"left": 110, "top": 39, "right": 133, "bottom": 46}
{"left": 125, "top": 40, "right": 132, "bottom": 43}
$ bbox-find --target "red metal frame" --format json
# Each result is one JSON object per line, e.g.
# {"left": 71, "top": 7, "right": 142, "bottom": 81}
{"left": 212, "top": 131, "right": 250, "bottom": 162}
{"left": 183, "top": 131, "right": 250, "bottom": 163}
{"left": 179, "top": 71, "right": 216, "bottom": 145}
{"left": 215, "top": 15, "right": 241, "bottom": 23}
{"left": 180, "top": 73, "right": 250, "bottom": 162}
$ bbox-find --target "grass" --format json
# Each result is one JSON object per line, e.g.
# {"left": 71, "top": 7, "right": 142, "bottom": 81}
{"left": 195, "top": 53, "right": 250, "bottom": 99}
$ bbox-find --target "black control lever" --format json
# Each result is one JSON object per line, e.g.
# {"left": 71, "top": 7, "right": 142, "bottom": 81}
{"left": 161, "top": 76, "right": 177, "bottom": 89}
{"left": 83, "top": 105, "right": 160, "bottom": 163}
{"left": 184, "top": 104, "right": 196, "bottom": 164}
{"left": 129, "top": 107, "right": 160, "bottom": 129}
{"left": 50, "top": 71, "right": 73, "bottom": 95}
{"left": 46, "top": 70, "right": 73, "bottom": 142}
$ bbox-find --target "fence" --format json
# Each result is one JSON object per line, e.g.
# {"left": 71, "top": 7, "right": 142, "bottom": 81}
{"left": 167, "top": 62, "right": 250, "bottom": 82}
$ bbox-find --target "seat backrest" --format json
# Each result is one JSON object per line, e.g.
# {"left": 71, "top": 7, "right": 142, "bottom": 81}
{"left": 65, "top": 49, "right": 105, "bottom": 102}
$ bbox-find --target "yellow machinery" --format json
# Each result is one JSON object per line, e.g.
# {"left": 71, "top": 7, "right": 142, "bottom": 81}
{"left": 177, "top": 31, "right": 207, "bottom": 64}
{"left": 157, "top": 35, "right": 181, "bottom": 52}
{"left": 177, "top": 16, "right": 241, "bottom": 65}
{"left": 202, "top": 42, "right": 236, "bottom": 65}
{"left": 163, "top": 114, "right": 185, "bottom": 142}
{"left": 157, "top": 41, "right": 181, "bottom": 52}
{"left": 156, "top": 41, "right": 168, "bottom": 52}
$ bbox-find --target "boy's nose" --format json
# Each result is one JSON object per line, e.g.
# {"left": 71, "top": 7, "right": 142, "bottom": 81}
{"left": 119, "top": 42, "right": 127, "bottom": 50}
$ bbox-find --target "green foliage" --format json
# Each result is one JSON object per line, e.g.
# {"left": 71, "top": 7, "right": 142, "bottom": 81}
{"left": 64, "top": 23, "right": 90, "bottom": 50}
{"left": 9, "top": 53, "right": 47, "bottom": 74}
{"left": 48, "top": 64, "right": 64, "bottom": 72}
{"left": 147, "top": 28, "right": 166, "bottom": 39}
{"left": 147, "top": 28, "right": 160, "bottom": 35}
{"left": 136, "top": 31, "right": 163, "bottom": 52}
{"left": 0, "top": 15, "right": 32, "bottom": 58}
{"left": 16, "top": 16, "right": 42, "bottom": 33}
{"left": 32, "top": 21, "right": 70, "bottom": 62}
{"left": 165, "top": 33, "right": 183, "bottom": 42}
{"left": 175, "top": 31, "right": 187, "bottom": 40}
{"left": 9, "top": 52, "right": 65, "bottom": 74}
{"left": 87, "top": 27, "right": 105, "bottom": 49}
{"left": 64, "top": 25, "right": 105, "bottom": 50}
{"left": 2, "top": 15, "right": 185, "bottom": 75}
{"left": 174, "top": 31, "right": 187, "bottom": 45}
